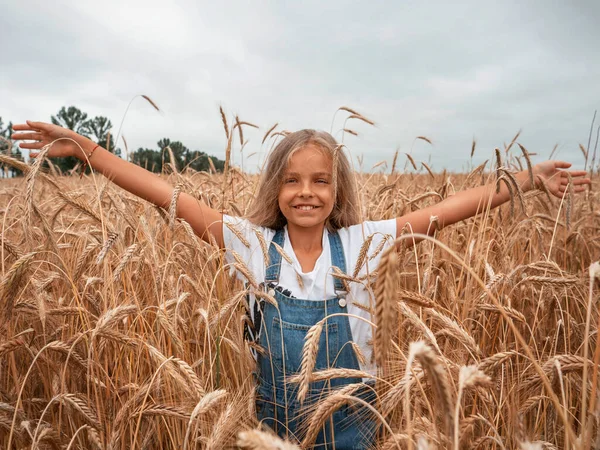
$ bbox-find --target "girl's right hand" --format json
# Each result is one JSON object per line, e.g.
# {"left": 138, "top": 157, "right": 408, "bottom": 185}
{"left": 11, "top": 121, "right": 88, "bottom": 160}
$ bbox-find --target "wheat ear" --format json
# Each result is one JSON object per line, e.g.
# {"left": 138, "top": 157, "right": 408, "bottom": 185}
{"left": 405, "top": 341, "right": 454, "bottom": 440}
{"left": 301, "top": 383, "right": 364, "bottom": 447}
{"left": 0, "top": 251, "right": 36, "bottom": 319}
{"left": 96, "top": 232, "right": 118, "bottom": 265}
{"left": 262, "top": 122, "right": 279, "bottom": 144}
{"left": 453, "top": 366, "right": 492, "bottom": 449}
{"left": 169, "top": 183, "right": 182, "bottom": 228}
{"left": 113, "top": 243, "right": 138, "bottom": 282}
{"left": 565, "top": 172, "right": 574, "bottom": 230}
{"left": 237, "top": 429, "right": 301, "bottom": 449}
{"left": 517, "top": 143, "right": 535, "bottom": 189}
{"left": 25, "top": 146, "right": 50, "bottom": 230}
{"left": 225, "top": 222, "right": 251, "bottom": 248}
{"left": 183, "top": 390, "right": 228, "bottom": 450}
{"left": 347, "top": 113, "right": 376, "bottom": 126}
{"left": 353, "top": 234, "right": 374, "bottom": 278}
{"left": 494, "top": 148, "right": 502, "bottom": 193}
{"left": 406, "top": 153, "right": 418, "bottom": 170}
{"left": 219, "top": 106, "right": 229, "bottom": 138}
{"left": 297, "top": 319, "right": 325, "bottom": 405}
{"left": 374, "top": 246, "right": 398, "bottom": 366}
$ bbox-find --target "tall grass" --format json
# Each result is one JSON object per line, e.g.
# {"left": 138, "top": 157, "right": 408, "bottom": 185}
{"left": 0, "top": 145, "right": 598, "bottom": 449}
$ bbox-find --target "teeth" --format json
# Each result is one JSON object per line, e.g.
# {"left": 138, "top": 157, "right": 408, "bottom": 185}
{"left": 296, "top": 206, "right": 316, "bottom": 210}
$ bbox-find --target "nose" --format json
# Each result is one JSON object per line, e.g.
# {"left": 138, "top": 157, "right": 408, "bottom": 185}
{"left": 299, "top": 180, "right": 313, "bottom": 197}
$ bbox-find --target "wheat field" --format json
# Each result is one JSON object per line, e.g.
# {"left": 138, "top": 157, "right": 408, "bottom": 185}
{"left": 0, "top": 143, "right": 599, "bottom": 449}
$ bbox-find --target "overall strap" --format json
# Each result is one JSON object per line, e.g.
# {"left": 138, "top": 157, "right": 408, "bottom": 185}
{"left": 328, "top": 231, "right": 348, "bottom": 295}
{"left": 265, "top": 228, "right": 285, "bottom": 284}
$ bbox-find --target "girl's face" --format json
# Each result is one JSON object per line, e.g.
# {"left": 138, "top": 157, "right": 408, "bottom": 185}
{"left": 278, "top": 144, "right": 334, "bottom": 233}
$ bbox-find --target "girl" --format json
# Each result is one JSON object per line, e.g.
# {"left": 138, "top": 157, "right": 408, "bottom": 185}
{"left": 12, "top": 121, "right": 590, "bottom": 448}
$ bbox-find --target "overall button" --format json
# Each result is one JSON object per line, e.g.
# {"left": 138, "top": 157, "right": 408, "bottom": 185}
{"left": 268, "top": 289, "right": 275, "bottom": 297}
{"left": 338, "top": 297, "right": 347, "bottom": 308}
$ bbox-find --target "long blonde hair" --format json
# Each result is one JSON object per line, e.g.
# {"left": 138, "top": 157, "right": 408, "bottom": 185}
{"left": 246, "top": 129, "right": 360, "bottom": 231}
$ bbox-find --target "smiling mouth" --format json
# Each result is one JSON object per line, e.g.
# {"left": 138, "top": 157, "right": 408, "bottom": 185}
{"left": 294, "top": 205, "right": 319, "bottom": 211}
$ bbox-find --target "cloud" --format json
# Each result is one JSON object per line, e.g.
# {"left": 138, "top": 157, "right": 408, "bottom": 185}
{"left": 2, "top": 0, "right": 599, "bottom": 172}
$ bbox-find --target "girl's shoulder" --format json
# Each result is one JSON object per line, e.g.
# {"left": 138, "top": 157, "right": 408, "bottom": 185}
{"left": 337, "top": 218, "right": 397, "bottom": 240}
{"left": 222, "top": 214, "right": 277, "bottom": 253}
{"left": 223, "top": 214, "right": 275, "bottom": 234}
{"left": 335, "top": 219, "right": 397, "bottom": 278}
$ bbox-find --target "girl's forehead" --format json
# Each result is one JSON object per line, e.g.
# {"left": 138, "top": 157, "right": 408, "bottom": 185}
{"left": 287, "top": 145, "right": 332, "bottom": 171}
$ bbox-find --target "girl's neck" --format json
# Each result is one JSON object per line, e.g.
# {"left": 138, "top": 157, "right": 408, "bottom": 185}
{"left": 287, "top": 223, "right": 325, "bottom": 254}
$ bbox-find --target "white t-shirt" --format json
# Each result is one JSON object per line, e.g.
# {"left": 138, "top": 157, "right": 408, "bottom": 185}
{"left": 223, "top": 215, "right": 396, "bottom": 375}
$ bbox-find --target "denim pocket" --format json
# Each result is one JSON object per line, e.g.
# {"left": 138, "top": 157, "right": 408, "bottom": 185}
{"left": 270, "top": 316, "right": 339, "bottom": 375}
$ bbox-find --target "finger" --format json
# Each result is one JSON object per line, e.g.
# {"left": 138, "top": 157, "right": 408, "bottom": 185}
{"left": 561, "top": 174, "right": 590, "bottom": 183}
{"left": 562, "top": 177, "right": 591, "bottom": 186}
{"left": 567, "top": 170, "right": 589, "bottom": 177}
{"left": 18, "top": 141, "right": 45, "bottom": 150}
{"left": 11, "top": 132, "right": 42, "bottom": 141}
{"left": 574, "top": 186, "right": 587, "bottom": 193}
{"left": 553, "top": 161, "right": 572, "bottom": 169}
{"left": 26, "top": 120, "right": 52, "bottom": 131}
{"left": 12, "top": 123, "right": 36, "bottom": 131}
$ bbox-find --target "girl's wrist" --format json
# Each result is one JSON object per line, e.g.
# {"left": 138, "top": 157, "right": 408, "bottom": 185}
{"left": 522, "top": 166, "right": 537, "bottom": 192}
{"left": 517, "top": 168, "right": 536, "bottom": 192}
{"left": 72, "top": 136, "right": 96, "bottom": 160}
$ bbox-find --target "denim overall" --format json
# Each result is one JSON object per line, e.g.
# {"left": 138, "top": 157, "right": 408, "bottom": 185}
{"left": 255, "top": 229, "right": 375, "bottom": 449}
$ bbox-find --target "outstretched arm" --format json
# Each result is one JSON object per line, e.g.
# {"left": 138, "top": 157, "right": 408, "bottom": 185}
{"left": 396, "top": 161, "right": 591, "bottom": 241}
{"left": 12, "top": 121, "right": 224, "bottom": 247}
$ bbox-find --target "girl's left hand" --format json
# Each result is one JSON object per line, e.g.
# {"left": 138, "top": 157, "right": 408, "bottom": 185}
{"left": 532, "top": 161, "right": 591, "bottom": 198}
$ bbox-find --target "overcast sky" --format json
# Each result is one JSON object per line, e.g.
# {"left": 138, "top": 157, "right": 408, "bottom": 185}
{"left": 2, "top": 0, "right": 599, "bottom": 172}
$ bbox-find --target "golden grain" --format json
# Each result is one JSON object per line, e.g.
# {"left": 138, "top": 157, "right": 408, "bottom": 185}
{"left": 0, "top": 126, "right": 596, "bottom": 449}
{"left": 375, "top": 246, "right": 398, "bottom": 366}
{"left": 262, "top": 122, "right": 279, "bottom": 144}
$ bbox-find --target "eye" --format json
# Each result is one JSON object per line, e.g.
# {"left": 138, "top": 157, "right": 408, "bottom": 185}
{"left": 316, "top": 178, "right": 329, "bottom": 184}
{"left": 284, "top": 177, "right": 297, "bottom": 184}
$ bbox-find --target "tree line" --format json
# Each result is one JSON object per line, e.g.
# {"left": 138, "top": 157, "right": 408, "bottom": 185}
{"left": 0, "top": 106, "right": 225, "bottom": 177}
